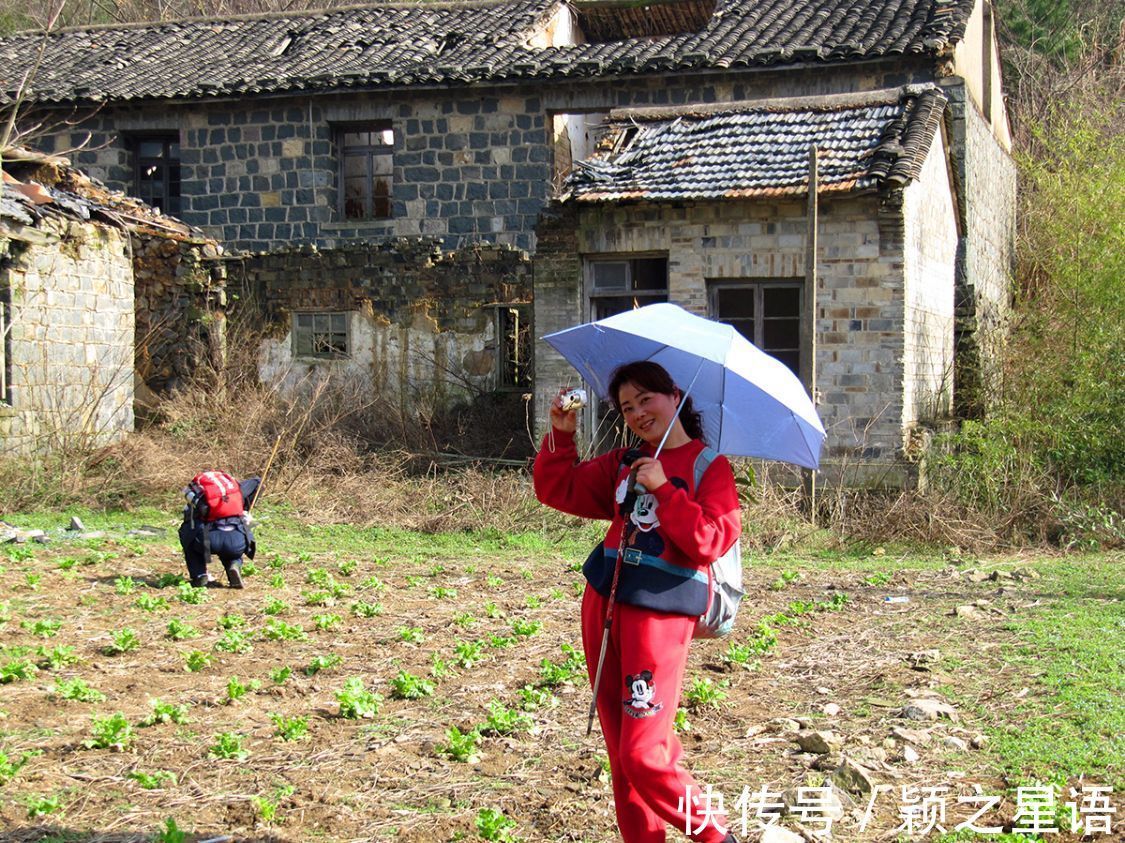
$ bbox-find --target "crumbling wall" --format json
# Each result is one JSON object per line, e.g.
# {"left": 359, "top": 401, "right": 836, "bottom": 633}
{"left": 0, "top": 217, "right": 134, "bottom": 454}
{"left": 133, "top": 234, "right": 226, "bottom": 396}
{"left": 238, "top": 239, "right": 533, "bottom": 456}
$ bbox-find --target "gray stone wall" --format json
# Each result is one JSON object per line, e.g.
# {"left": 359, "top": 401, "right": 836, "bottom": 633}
{"left": 942, "top": 80, "right": 1016, "bottom": 417}
{"left": 0, "top": 218, "right": 134, "bottom": 454}
{"left": 41, "top": 61, "right": 934, "bottom": 255}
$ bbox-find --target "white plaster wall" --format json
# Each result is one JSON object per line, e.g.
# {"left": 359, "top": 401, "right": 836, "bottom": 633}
{"left": 901, "top": 131, "right": 958, "bottom": 427}
{"left": 952, "top": 0, "right": 1012, "bottom": 150}
{"left": 0, "top": 219, "right": 134, "bottom": 454}
{"left": 257, "top": 305, "right": 497, "bottom": 412}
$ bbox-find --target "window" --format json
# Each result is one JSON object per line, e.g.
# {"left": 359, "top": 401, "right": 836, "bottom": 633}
{"left": 337, "top": 123, "right": 394, "bottom": 220}
{"left": 0, "top": 283, "right": 10, "bottom": 405}
{"left": 292, "top": 312, "right": 350, "bottom": 359}
{"left": 496, "top": 304, "right": 532, "bottom": 389}
{"left": 709, "top": 280, "right": 802, "bottom": 375}
{"left": 586, "top": 256, "right": 668, "bottom": 320}
{"left": 130, "top": 134, "right": 181, "bottom": 215}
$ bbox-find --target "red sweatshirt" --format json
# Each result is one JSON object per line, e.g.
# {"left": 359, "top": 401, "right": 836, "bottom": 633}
{"left": 534, "top": 430, "right": 742, "bottom": 617}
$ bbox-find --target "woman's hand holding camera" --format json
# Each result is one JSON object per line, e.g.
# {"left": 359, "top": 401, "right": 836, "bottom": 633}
{"left": 550, "top": 387, "right": 580, "bottom": 434}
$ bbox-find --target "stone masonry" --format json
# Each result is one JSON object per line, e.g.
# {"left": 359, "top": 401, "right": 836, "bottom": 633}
{"left": 0, "top": 218, "right": 134, "bottom": 454}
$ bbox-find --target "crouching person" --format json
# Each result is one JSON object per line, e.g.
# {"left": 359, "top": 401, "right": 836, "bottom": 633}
{"left": 179, "top": 471, "right": 260, "bottom": 589}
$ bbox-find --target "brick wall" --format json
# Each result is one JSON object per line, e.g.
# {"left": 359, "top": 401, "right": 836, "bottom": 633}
{"left": 0, "top": 218, "right": 134, "bottom": 454}
{"left": 42, "top": 62, "right": 933, "bottom": 255}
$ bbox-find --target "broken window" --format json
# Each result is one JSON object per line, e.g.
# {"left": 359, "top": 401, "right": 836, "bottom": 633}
{"left": 571, "top": 0, "right": 717, "bottom": 43}
{"left": 0, "top": 282, "right": 10, "bottom": 405}
{"left": 292, "top": 311, "right": 350, "bottom": 359}
{"left": 587, "top": 256, "right": 668, "bottom": 320}
{"left": 709, "top": 280, "right": 802, "bottom": 375}
{"left": 336, "top": 123, "right": 394, "bottom": 220}
{"left": 129, "top": 134, "right": 181, "bottom": 216}
{"left": 496, "top": 304, "right": 532, "bottom": 389}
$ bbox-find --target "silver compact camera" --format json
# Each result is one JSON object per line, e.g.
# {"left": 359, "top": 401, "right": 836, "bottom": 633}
{"left": 559, "top": 388, "right": 587, "bottom": 412}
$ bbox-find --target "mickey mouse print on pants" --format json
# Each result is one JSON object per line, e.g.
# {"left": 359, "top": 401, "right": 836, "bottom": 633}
{"left": 624, "top": 669, "right": 664, "bottom": 719}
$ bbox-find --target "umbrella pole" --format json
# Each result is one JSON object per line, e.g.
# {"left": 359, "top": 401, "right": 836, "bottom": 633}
{"left": 586, "top": 526, "right": 630, "bottom": 736}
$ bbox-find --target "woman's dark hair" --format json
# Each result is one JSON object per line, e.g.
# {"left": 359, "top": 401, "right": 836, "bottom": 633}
{"left": 608, "top": 361, "right": 706, "bottom": 443}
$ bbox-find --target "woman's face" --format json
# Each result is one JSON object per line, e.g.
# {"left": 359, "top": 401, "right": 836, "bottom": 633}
{"left": 617, "top": 381, "right": 680, "bottom": 446}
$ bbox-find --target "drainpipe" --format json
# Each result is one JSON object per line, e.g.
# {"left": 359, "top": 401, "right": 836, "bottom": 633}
{"left": 803, "top": 145, "right": 819, "bottom": 519}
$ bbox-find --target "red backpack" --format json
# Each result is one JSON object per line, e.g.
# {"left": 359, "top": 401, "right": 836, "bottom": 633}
{"left": 188, "top": 471, "right": 244, "bottom": 522}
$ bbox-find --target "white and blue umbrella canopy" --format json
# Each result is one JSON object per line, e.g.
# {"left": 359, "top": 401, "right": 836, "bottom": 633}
{"left": 543, "top": 303, "right": 825, "bottom": 469}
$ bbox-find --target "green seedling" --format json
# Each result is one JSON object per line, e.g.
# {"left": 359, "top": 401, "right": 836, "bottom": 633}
{"left": 431, "top": 653, "right": 453, "bottom": 678}
{"left": 23, "top": 572, "right": 41, "bottom": 590}
{"left": 135, "top": 594, "right": 169, "bottom": 612}
{"left": 518, "top": 685, "right": 558, "bottom": 711}
{"left": 270, "top": 713, "right": 309, "bottom": 741}
{"left": 336, "top": 677, "right": 382, "bottom": 719}
{"left": 0, "top": 749, "right": 38, "bottom": 785}
{"left": 722, "top": 640, "right": 759, "bottom": 667}
{"left": 22, "top": 618, "right": 61, "bottom": 638}
{"left": 487, "top": 634, "right": 516, "bottom": 650}
{"left": 25, "top": 793, "right": 62, "bottom": 819}
{"left": 475, "top": 807, "right": 518, "bottom": 842}
{"left": 215, "top": 630, "right": 255, "bottom": 654}
{"left": 39, "top": 644, "right": 80, "bottom": 669}
{"left": 351, "top": 601, "right": 383, "bottom": 617}
{"left": 305, "top": 567, "right": 331, "bottom": 586}
{"left": 241, "top": 561, "right": 258, "bottom": 577}
{"left": 674, "top": 709, "right": 691, "bottom": 733}
{"left": 115, "top": 576, "right": 137, "bottom": 595}
{"left": 338, "top": 559, "right": 358, "bottom": 576}
{"left": 263, "top": 597, "right": 290, "bottom": 615}
{"left": 217, "top": 613, "right": 246, "bottom": 630}
{"left": 404, "top": 575, "right": 424, "bottom": 588}
{"left": 431, "top": 586, "right": 457, "bottom": 599}
{"left": 268, "top": 573, "right": 285, "bottom": 589}
{"left": 57, "top": 556, "right": 79, "bottom": 570}
{"left": 390, "top": 670, "right": 434, "bottom": 700}
{"left": 865, "top": 570, "right": 893, "bottom": 586}
{"left": 270, "top": 665, "right": 293, "bottom": 685}
{"left": 226, "top": 675, "right": 261, "bottom": 703}
{"left": 768, "top": 570, "right": 801, "bottom": 591}
{"left": 483, "top": 700, "right": 533, "bottom": 736}
{"left": 303, "top": 589, "right": 335, "bottom": 606}
{"left": 154, "top": 573, "right": 185, "bottom": 588}
{"left": 359, "top": 576, "right": 386, "bottom": 592}
{"left": 453, "top": 640, "right": 485, "bottom": 669}
{"left": 437, "top": 725, "right": 481, "bottom": 763}
{"left": 128, "top": 770, "right": 177, "bottom": 789}
{"left": 252, "top": 794, "right": 282, "bottom": 823}
{"left": 264, "top": 619, "right": 307, "bottom": 642}
{"left": 483, "top": 601, "right": 501, "bottom": 618}
{"left": 84, "top": 711, "right": 133, "bottom": 750}
{"left": 141, "top": 698, "right": 190, "bottom": 726}
{"left": 209, "top": 731, "right": 249, "bottom": 760}
{"left": 105, "top": 628, "right": 140, "bottom": 655}
{"left": 452, "top": 612, "right": 477, "bottom": 627}
{"left": 177, "top": 582, "right": 208, "bottom": 604}
{"left": 165, "top": 618, "right": 199, "bottom": 640}
{"left": 538, "top": 644, "right": 585, "bottom": 687}
{"left": 154, "top": 817, "right": 187, "bottom": 843}
{"left": 511, "top": 618, "right": 542, "bottom": 638}
{"left": 313, "top": 613, "right": 342, "bottom": 631}
{"left": 185, "top": 650, "right": 212, "bottom": 672}
{"left": 398, "top": 626, "right": 424, "bottom": 643}
{"left": 525, "top": 595, "right": 541, "bottom": 609}
{"left": 746, "top": 621, "right": 778, "bottom": 654}
{"left": 304, "top": 653, "right": 342, "bottom": 676}
{"left": 5, "top": 545, "right": 34, "bottom": 562}
{"left": 485, "top": 575, "right": 503, "bottom": 588}
{"left": 684, "top": 677, "right": 727, "bottom": 709}
{"left": 53, "top": 677, "right": 106, "bottom": 703}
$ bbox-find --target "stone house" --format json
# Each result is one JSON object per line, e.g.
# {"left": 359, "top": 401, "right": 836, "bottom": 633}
{"left": 0, "top": 148, "right": 224, "bottom": 454}
{"left": 0, "top": 0, "right": 1015, "bottom": 474}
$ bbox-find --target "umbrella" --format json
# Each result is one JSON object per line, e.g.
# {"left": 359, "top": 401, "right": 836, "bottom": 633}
{"left": 542, "top": 302, "right": 825, "bottom": 469}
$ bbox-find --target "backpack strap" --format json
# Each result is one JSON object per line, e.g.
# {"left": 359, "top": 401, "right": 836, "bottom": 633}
{"left": 693, "top": 445, "right": 719, "bottom": 491}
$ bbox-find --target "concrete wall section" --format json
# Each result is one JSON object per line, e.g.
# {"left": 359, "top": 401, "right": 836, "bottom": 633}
{"left": 901, "top": 131, "right": 958, "bottom": 429}
{"left": 0, "top": 219, "right": 134, "bottom": 453}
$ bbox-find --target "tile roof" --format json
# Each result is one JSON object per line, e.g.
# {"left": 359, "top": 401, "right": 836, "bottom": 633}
{"left": 563, "top": 84, "right": 948, "bottom": 201}
{"left": 0, "top": 0, "right": 976, "bottom": 104}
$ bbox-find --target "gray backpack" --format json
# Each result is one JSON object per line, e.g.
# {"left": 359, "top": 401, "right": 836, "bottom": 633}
{"left": 692, "top": 446, "right": 745, "bottom": 639}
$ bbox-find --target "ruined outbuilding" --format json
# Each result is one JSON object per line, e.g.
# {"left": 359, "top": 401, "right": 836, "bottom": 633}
{"left": 0, "top": 148, "right": 224, "bottom": 454}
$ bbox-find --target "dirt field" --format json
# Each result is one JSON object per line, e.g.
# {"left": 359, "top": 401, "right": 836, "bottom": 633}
{"left": 0, "top": 515, "right": 1120, "bottom": 842}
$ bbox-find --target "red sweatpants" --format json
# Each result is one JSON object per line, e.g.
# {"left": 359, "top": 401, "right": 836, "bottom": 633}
{"left": 581, "top": 585, "right": 729, "bottom": 843}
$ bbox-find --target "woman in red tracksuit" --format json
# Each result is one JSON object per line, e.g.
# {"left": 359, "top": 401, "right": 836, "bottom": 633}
{"left": 534, "top": 361, "right": 742, "bottom": 843}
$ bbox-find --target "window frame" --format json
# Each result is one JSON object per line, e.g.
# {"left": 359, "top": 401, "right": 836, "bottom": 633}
{"left": 708, "top": 278, "right": 804, "bottom": 376}
{"left": 128, "top": 132, "right": 181, "bottom": 216}
{"left": 584, "top": 254, "right": 669, "bottom": 322}
{"left": 291, "top": 311, "right": 352, "bottom": 360}
{"left": 335, "top": 122, "right": 395, "bottom": 221}
{"left": 493, "top": 303, "right": 533, "bottom": 391}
